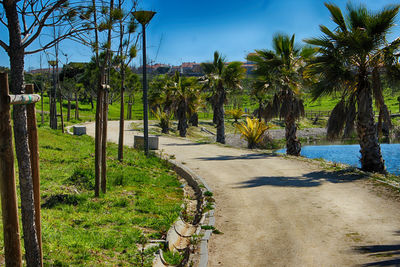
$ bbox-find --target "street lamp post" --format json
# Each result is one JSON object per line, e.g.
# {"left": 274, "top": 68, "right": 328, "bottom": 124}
{"left": 133, "top": 10, "right": 156, "bottom": 156}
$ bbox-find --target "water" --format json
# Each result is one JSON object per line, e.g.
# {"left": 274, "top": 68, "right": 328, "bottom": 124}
{"left": 276, "top": 144, "right": 400, "bottom": 175}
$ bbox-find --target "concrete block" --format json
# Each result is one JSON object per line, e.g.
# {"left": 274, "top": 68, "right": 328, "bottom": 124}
{"left": 134, "top": 135, "right": 159, "bottom": 150}
{"left": 73, "top": 126, "right": 86, "bottom": 136}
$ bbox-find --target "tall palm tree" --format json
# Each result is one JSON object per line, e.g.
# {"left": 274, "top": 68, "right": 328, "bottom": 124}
{"left": 304, "top": 3, "right": 400, "bottom": 173}
{"left": 248, "top": 33, "right": 312, "bottom": 156}
{"left": 201, "top": 51, "right": 245, "bottom": 143}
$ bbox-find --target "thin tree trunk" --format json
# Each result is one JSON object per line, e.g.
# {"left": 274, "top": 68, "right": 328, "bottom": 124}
{"left": 93, "top": 0, "right": 102, "bottom": 197}
{"left": 40, "top": 87, "right": 44, "bottom": 125}
{"left": 356, "top": 75, "right": 385, "bottom": 173}
{"left": 67, "top": 98, "right": 71, "bottom": 121}
{"left": 4, "top": 2, "right": 41, "bottom": 265}
{"left": 59, "top": 90, "right": 64, "bottom": 133}
{"left": 75, "top": 92, "right": 79, "bottom": 120}
{"left": 90, "top": 95, "right": 94, "bottom": 110}
{"left": 127, "top": 95, "right": 132, "bottom": 120}
{"left": 94, "top": 85, "right": 103, "bottom": 197}
{"left": 285, "top": 113, "right": 301, "bottom": 156}
{"left": 118, "top": 78, "right": 125, "bottom": 161}
{"left": 101, "top": 89, "right": 109, "bottom": 193}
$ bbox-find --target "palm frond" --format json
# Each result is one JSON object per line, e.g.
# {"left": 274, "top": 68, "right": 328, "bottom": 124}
{"left": 327, "top": 100, "right": 347, "bottom": 140}
{"left": 325, "top": 3, "right": 347, "bottom": 32}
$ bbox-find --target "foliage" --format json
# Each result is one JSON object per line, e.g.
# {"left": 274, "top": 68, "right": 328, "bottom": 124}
{"left": 235, "top": 117, "right": 271, "bottom": 149}
{"left": 153, "top": 107, "right": 172, "bottom": 134}
{"left": 226, "top": 108, "right": 245, "bottom": 122}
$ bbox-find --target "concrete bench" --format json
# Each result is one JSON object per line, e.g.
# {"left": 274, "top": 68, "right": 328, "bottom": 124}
{"left": 73, "top": 126, "right": 86, "bottom": 136}
{"left": 134, "top": 135, "right": 159, "bottom": 150}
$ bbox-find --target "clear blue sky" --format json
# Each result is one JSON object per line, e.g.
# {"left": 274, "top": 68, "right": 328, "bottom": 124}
{"left": 1, "top": 0, "right": 399, "bottom": 70}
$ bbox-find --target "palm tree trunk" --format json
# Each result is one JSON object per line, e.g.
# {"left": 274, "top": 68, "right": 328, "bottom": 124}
{"left": 285, "top": 113, "right": 301, "bottom": 156}
{"left": 177, "top": 102, "right": 188, "bottom": 137}
{"left": 356, "top": 79, "right": 385, "bottom": 173}
{"left": 216, "top": 91, "right": 226, "bottom": 144}
{"left": 5, "top": 2, "right": 41, "bottom": 266}
{"left": 189, "top": 112, "right": 198, "bottom": 127}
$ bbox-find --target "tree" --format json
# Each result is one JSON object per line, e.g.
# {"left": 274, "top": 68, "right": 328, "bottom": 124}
{"left": 115, "top": 0, "right": 138, "bottom": 161}
{"left": 170, "top": 71, "right": 199, "bottom": 137}
{"left": 0, "top": 1, "right": 90, "bottom": 265}
{"left": 248, "top": 33, "right": 311, "bottom": 156}
{"left": 201, "top": 51, "right": 245, "bottom": 143}
{"left": 304, "top": 2, "right": 400, "bottom": 173}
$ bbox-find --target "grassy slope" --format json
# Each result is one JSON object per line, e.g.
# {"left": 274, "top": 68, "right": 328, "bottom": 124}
{"left": 1, "top": 127, "right": 183, "bottom": 266}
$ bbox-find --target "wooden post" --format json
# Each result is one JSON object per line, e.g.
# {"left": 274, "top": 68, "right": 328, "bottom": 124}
{"left": 25, "top": 84, "right": 43, "bottom": 266}
{"left": 0, "top": 73, "right": 23, "bottom": 267}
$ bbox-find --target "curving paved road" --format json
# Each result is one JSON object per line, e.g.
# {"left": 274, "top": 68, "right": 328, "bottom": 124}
{"left": 85, "top": 121, "right": 400, "bottom": 267}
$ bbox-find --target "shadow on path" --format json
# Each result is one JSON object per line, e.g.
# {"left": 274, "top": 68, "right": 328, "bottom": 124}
{"left": 235, "top": 169, "right": 364, "bottom": 188}
{"left": 196, "top": 153, "right": 274, "bottom": 161}
{"left": 164, "top": 142, "right": 209, "bottom": 146}
{"left": 354, "top": 237, "right": 400, "bottom": 266}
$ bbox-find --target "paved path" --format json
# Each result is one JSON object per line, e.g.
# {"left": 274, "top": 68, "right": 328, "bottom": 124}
{"left": 86, "top": 121, "right": 400, "bottom": 267}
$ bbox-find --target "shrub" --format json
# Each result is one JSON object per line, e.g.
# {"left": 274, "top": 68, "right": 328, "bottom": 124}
{"left": 235, "top": 117, "right": 271, "bottom": 149}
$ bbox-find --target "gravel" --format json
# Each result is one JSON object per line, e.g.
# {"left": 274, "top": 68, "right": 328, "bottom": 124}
{"left": 224, "top": 128, "right": 327, "bottom": 148}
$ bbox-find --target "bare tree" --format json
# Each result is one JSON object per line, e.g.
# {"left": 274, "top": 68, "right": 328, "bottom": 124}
{"left": 0, "top": 1, "right": 92, "bottom": 265}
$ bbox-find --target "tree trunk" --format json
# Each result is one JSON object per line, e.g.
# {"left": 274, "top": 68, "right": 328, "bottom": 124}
{"left": 215, "top": 90, "right": 226, "bottom": 144}
{"left": 67, "top": 98, "right": 71, "bottom": 121}
{"left": 40, "top": 87, "right": 44, "bottom": 125}
{"left": 50, "top": 66, "right": 57, "bottom": 130}
{"left": 258, "top": 99, "right": 262, "bottom": 122}
{"left": 101, "top": 89, "right": 109, "bottom": 193}
{"left": 58, "top": 89, "right": 64, "bottom": 133}
{"left": 4, "top": 2, "right": 41, "bottom": 266}
{"left": 189, "top": 112, "right": 198, "bottom": 127}
{"left": 356, "top": 76, "right": 385, "bottom": 173}
{"left": 90, "top": 95, "right": 94, "bottom": 110}
{"left": 75, "top": 92, "right": 79, "bottom": 120}
{"left": 94, "top": 83, "right": 103, "bottom": 197}
{"left": 118, "top": 69, "right": 125, "bottom": 161}
{"left": 177, "top": 101, "right": 188, "bottom": 137}
{"left": 285, "top": 113, "right": 301, "bottom": 156}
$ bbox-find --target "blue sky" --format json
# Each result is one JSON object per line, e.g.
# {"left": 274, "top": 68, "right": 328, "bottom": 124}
{"left": 1, "top": 0, "right": 399, "bottom": 69}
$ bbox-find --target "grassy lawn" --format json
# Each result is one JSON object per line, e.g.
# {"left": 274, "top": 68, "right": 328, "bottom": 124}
{"left": 1, "top": 127, "right": 183, "bottom": 266}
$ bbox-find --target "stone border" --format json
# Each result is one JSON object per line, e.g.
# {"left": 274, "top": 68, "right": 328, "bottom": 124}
{"left": 160, "top": 157, "right": 215, "bottom": 267}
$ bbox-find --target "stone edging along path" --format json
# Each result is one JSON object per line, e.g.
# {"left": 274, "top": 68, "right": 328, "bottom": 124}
{"left": 153, "top": 157, "right": 215, "bottom": 267}
{"left": 67, "top": 125, "right": 214, "bottom": 266}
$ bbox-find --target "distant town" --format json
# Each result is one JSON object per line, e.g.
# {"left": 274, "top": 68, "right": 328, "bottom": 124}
{"left": 27, "top": 59, "right": 256, "bottom": 77}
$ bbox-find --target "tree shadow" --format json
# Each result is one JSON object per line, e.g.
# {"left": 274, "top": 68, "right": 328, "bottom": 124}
{"left": 235, "top": 168, "right": 364, "bottom": 188}
{"left": 354, "top": 241, "right": 400, "bottom": 266}
{"left": 196, "top": 152, "right": 274, "bottom": 161}
{"left": 164, "top": 142, "right": 209, "bottom": 146}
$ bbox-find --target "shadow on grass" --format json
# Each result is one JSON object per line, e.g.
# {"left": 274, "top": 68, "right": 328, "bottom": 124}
{"left": 196, "top": 152, "right": 274, "bottom": 161}
{"left": 354, "top": 239, "right": 400, "bottom": 266}
{"left": 235, "top": 168, "right": 364, "bottom": 188}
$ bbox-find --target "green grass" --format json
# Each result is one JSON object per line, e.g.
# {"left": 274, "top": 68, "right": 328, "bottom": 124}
{"left": 1, "top": 127, "right": 183, "bottom": 266}
{"left": 37, "top": 92, "right": 144, "bottom": 127}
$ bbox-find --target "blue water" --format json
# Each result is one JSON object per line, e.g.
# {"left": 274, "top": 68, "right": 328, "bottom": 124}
{"left": 276, "top": 144, "right": 400, "bottom": 175}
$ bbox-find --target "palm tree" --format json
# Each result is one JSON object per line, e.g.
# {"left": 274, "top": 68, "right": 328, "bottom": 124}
{"left": 304, "top": 3, "right": 400, "bottom": 173}
{"left": 248, "top": 34, "right": 312, "bottom": 156}
{"left": 201, "top": 51, "right": 245, "bottom": 143}
{"left": 170, "top": 71, "right": 199, "bottom": 137}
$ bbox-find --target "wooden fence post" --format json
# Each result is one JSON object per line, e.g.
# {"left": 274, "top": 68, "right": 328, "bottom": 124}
{"left": 0, "top": 73, "right": 23, "bottom": 267}
{"left": 26, "top": 84, "right": 43, "bottom": 266}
